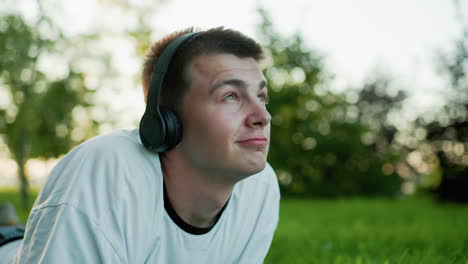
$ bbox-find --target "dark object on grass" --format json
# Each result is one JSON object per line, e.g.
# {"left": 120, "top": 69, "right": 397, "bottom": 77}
{"left": 435, "top": 152, "right": 468, "bottom": 203}
{"left": 0, "top": 226, "right": 25, "bottom": 247}
{"left": 0, "top": 202, "right": 24, "bottom": 247}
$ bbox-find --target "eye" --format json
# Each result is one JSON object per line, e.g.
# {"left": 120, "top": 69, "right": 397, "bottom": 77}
{"left": 258, "top": 93, "right": 270, "bottom": 104}
{"left": 223, "top": 93, "right": 238, "bottom": 102}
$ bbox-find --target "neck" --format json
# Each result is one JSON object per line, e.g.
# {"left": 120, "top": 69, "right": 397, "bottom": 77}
{"left": 161, "top": 152, "right": 234, "bottom": 228}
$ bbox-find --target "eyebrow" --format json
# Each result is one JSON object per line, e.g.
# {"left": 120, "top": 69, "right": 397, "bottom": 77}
{"left": 209, "top": 79, "right": 267, "bottom": 95}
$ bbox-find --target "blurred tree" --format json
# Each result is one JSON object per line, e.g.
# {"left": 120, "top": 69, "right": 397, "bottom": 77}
{"left": 426, "top": 37, "right": 467, "bottom": 200}
{"left": 0, "top": 13, "right": 97, "bottom": 209}
{"left": 0, "top": 0, "right": 168, "bottom": 208}
{"left": 413, "top": 0, "right": 468, "bottom": 202}
{"left": 426, "top": 36, "right": 468, "bottom": 202}
{"left": 356, "top": 75, "right": 407, "bottom": 154}
{"left": 257, "top": 8, "right": 402, "bottom": 197}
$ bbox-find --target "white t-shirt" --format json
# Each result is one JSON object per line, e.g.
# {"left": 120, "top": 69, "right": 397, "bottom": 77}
{"left": 7, "top": 129, "right": 280, "bottom": 263}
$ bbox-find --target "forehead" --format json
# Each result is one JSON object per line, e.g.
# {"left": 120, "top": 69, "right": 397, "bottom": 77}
{"left": 188, "top": 53, "right": 264, "bottom": 88}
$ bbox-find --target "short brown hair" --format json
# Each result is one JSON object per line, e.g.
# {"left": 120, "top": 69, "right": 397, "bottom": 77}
{"left": 142, "top": 27, "right": 264, "bottom": 113}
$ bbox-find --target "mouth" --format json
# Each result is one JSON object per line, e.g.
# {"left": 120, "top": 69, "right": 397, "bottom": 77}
{"left": 236, "top": 137, "right": 268, "bottom": 147}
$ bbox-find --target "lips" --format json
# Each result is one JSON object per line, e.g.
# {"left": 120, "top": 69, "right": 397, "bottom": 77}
{"left": 236, "top": 137, "right": 268, "bottom": 146}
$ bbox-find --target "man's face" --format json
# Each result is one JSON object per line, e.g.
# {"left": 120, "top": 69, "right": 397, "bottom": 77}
{"left": 178, "top": 53, "right": 271, "bottom": 181}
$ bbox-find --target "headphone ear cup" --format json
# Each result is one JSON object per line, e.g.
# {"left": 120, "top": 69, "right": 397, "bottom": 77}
{"left": 160, "top": 107, "right": 183, "bottom": 151}
{"left": 139, "top": 112, "right": 166, "bottom": 151}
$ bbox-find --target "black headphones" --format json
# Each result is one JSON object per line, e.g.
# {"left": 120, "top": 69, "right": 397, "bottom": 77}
{"left": 139, "top": 32, "right": 199, "bottom": 152}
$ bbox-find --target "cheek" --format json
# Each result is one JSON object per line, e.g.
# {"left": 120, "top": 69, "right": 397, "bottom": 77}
{"left": 185, "top": 108, "right": 242, "bottom": 144}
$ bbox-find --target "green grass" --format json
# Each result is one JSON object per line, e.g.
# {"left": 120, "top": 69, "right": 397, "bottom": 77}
{"left": 1, "top": 188, "right": 467, "bottom": 263}
{"left": 265, "top": 198, "right": 468, "bottom": 264}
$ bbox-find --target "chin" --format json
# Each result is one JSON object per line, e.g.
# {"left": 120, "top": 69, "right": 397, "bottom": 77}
{"left": 222, "top": 160, "right": 265, "bottom": 183}
{"left": 241, "top": 159, "right": 267, "bottom": 177}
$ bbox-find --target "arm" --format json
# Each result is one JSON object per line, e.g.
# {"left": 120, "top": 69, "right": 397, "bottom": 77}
{"left": 14, "top": 204, "right": 124, "bottom": 263}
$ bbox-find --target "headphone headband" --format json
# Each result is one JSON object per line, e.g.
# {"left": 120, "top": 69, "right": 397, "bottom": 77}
{"left": 146, "top": 32, "right": 198, "bottom": 114}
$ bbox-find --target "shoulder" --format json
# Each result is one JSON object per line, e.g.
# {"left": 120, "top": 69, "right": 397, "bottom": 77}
{"left": 76, "top": 129, "right": 148, "bottom": 157}
{"left": 243, "top": 162, "right": 280, "bottom": 198}
{"left": 226, "top": 163, "right": 280, "bottom": 263}
{"left": 26, "top": 129, "right": 164, "bottom": 261}
{"left": 35, "top": 129, "right": 163, "bottom": 209}
{"left": 61, "top": 129, "right": 160, "bottom": 172}
{"left": 232, "top": 162, "right": 280, "bottom": 215}
{"left": 226, "top": 162, "right": 280, "bottom": 242}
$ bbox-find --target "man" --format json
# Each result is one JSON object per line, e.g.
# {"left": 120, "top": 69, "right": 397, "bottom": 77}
{"left": 2, "top": 27, "right": 280, "bottom": 263}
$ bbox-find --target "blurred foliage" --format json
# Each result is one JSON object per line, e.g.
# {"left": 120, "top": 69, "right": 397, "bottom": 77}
{"left": 0, "top": 0, "right": 167, "bottom": 208}
{"left": 0, "top": 13, "right": 98, "bottom": 208}
{"left": 0, "top": 0, "right": 464, "bottom": 204}
{"left": 416, "top": 22, "right": 468, "bottom": 203}
{"left": 257, "top": 9, "right": 403, "bottom": 197}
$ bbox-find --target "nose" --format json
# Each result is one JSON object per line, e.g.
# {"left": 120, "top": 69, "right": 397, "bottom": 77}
{"left": 246, "top": 100, "right": 271, "bottom": 128}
